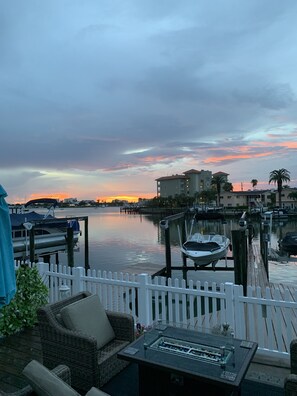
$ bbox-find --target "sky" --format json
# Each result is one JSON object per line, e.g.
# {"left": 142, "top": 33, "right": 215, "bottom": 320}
{"left": 1, "top": 0, "right": 297, "bottom": 203}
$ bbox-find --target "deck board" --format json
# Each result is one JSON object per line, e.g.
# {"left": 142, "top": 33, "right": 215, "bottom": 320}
{"left": 246, "top": 243, "right": 297, "bottom": 354}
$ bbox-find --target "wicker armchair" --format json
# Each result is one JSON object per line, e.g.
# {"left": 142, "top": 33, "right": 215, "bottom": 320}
{"left": 37, "top": 291, "right": 135, "bottom": 393}
{"left": 285, "top": 340, "right": 297, "bottom": 396}
{"left": 0, "top": 365, "right": 70, "bottom": 396}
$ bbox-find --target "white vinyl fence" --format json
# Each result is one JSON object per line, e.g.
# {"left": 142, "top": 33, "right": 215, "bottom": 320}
{"left": 17, "top": 261, "right": 297, "bottom": 361}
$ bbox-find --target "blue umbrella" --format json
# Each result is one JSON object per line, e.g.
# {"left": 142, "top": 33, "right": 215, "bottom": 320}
{"left": 0, "top": 185, "right": 16, "bottom": 307}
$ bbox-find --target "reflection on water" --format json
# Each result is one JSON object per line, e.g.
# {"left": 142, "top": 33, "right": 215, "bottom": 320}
{"left": 55, "top": 208, "right": 297, "bottom": 285}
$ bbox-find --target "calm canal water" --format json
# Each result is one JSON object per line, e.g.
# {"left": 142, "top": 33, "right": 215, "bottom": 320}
{"left": 55, "top": 207, "right": 297, "bottom": 286}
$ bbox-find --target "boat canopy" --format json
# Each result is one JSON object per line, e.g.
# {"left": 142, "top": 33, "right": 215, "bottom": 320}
{"left": 24, "top": 198, "right": 58, "bottom": 208}
{"left": 10, "top": 212, "right": 54, "bottom": 228}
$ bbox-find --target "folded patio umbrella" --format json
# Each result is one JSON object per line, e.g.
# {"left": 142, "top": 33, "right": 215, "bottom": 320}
{"left": 0, "top": 185, "right": 16, "bottom": 307}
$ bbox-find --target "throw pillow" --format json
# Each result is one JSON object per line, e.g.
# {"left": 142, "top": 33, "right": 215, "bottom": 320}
{"left": 60, "top": 294, "right": 115, "bottom": 348}
{"left": 22, "top": 360, "right": 80, "bottom": 396}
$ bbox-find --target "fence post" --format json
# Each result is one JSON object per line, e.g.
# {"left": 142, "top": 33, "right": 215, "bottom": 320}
{"left": 224, "top": 282, "right": 235, "bottom": 331}
{"left": 36, "top": 261, "right": 49, "bottom": 283}
{"left": 233, "top": 284, "right": 246, "bottom": 339}
{"left": 72, "top": 267, "right": 85, "bottom": 294}
{"left": 137, "top": 273, "right": 152, "bottom": 327}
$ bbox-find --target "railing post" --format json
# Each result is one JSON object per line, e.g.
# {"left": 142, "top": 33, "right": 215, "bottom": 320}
{"left": 72, "top": 266, "right": 85, "bottom": 294}
{"left": 224, "top": 282, "right": 235, "bottom": 331}
{"left": 137, "top": 273, "right": 152, "bottom": 327}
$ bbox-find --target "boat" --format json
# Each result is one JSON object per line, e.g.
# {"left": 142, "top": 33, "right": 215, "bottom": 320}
{"left": 10, "top": 198, "right": 81, "bottom": 259}
{"left": 181, "top": 232, "right": 230, "bottom": 267}
{"left": 278, "top": 232, "right": 297, "bottom": 256}
{"left": 261, "top": 208, "right": 289, "bottom": 220}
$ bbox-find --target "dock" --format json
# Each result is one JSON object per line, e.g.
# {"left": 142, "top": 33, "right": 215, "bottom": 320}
{"left": 246, "top": 242, "right": 297, "bottom": 354}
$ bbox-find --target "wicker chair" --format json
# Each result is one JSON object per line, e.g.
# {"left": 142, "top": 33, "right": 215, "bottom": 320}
{"left": 37, "top": 291, "right": 135, "bottom": 393}
{"left": 284, "top": 340, "right": 297, "bottom": 396}
{"left": 0, "top": 365, "right": 70, "bottom": 396}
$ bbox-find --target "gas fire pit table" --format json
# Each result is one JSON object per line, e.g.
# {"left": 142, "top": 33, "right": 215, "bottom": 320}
{"left": 118, "top": 323, "right": 257, "bottom": 396}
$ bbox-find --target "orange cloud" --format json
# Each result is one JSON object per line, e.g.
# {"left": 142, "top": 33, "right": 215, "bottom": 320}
{"left": 252, "top": 140, "right": 297, "bottom": 148}
{"left": 204, "top": 151, "right": 273, "bottom": 164}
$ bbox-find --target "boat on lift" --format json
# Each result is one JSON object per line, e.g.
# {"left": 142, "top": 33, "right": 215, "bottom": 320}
{"left": 181, "top": 232, "right": 230, "bottom": 267}
{"left": 10, "top": 198, "right": 81, "bottom": 259}
{"left": 278, "top": 232, "right": 297, "bottom": 256}
{"left": 261, "top": 208, "right": 289, "bottom": 220}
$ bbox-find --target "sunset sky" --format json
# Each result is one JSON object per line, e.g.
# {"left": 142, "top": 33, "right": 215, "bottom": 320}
{"left": 1, "top": 1, "right": 297, "bottom": 203}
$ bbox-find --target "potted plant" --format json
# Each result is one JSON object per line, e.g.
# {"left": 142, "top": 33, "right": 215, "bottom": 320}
{"left": 0, "top": 264, "right": 48, "bottom": 336}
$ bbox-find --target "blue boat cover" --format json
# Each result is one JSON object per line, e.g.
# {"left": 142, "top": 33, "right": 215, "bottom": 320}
{"left": 0, "top": 185, "right": 16, "bottom": 307}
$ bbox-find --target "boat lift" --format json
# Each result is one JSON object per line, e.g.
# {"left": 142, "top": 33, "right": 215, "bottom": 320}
{"left": 159, "top": 212, "right": 234, "bottom": 279}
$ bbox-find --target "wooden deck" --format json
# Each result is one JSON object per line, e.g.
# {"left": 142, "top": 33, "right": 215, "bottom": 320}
{"left": 247, "top": 242, "right": 297, "bottom": 354}
{"left": 247, "top": 244, "right": 269, "bottom": 289}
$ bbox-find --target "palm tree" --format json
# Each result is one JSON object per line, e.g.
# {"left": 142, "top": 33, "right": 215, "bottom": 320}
{"left": 211, "top": 175, "right": 225, "bottom": 207}
{"left": 268, "top": 168, "right": 290, "bottom": 208}
{"left": 223, "top": 182, "right": 233, "bottom": 192}
{"left": 251, "top": 179, "right": 258, "bottom": 189}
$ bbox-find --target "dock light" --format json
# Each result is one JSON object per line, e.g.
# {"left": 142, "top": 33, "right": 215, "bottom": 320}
{"left": 23, "top": 221, "right": 33, "bottom": 230}
{"left": 59, "top": 284, "right": 70, "bottom": 300}
{"left": 23, "top": 221, "right": 33, "bottom": 259}
{"left": 238, "top": 219, "right": 247, "bottom": 228}
{"left": 159, "top": 220, "right": 169, "bottom": 230}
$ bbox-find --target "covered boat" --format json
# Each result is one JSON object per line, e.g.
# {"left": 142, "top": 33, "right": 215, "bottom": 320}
{"left": 10, "top": 198, "right": 80, "bottom": 259}
{"left": 278, "top": 232, "right": 297, "bottom": 256}
{"left": 181, "top": 232, "right": 230, "bottom": 267}
{"left": 261, "top": 208, "right": 289, "bottom": 220}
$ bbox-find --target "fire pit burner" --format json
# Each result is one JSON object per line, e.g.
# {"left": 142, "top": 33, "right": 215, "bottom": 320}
{"left": 150, "top": 336, "right": 232, "bottom": 365}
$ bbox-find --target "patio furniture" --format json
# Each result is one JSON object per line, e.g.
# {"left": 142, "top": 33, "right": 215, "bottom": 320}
{"left": 0, "top": 360, "right": 110, "bottom": 396}
{"left": 291, "top": 339, "right": 297, "bottom": 374}
{"left": 0, "top": 364, "right": 70, "bottom": 396}
{"left": 285, "top": 339, "right": 297, "bottom": 395}
{"left": 37, "top": 291, "right": 135, "bottom": 393}
{"left": 285, "top": 374, "right": 297, "bottom": 396}
{"left": 119, "top": 323, "right": 258, "bottom": 396}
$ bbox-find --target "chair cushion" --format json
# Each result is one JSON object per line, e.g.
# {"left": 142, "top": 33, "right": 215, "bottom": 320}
{"left": 22, "top": 360, "right": 80, "bottom": 396}
{"left": 60, "top": 294, "right": 115, "bottom": 348}
{"left": 85, "top": 387, "right": 110, "bottom": 396}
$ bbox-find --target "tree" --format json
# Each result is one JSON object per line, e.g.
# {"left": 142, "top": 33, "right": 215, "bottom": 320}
{"left": 196, "top": 190, "right": 217, "bottom": 205}
{"left": 251, "top": 179, "right": 258, "bottom": 188}
{"left": 288, "top": 191, "right": 297, "bottom": 201}
{"left": 269, "top": 168, "right": 290, "bottom": 208}
{"left": 211, "top": 175, "right": 225, "bottom": 207}
{"left": 223, "top": 182, "right": 233, "bottom": 192}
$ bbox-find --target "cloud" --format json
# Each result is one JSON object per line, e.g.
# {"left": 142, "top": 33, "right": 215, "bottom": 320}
{"left": 1, "top": 0, "right": 297, "bottom": 201}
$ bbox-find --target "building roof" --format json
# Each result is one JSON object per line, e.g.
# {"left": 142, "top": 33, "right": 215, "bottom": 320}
{"left": 212, "top": 171, "right": 229, "bottom": 176}
{"left": 155, "top": 174, "right": 187, "bottom": 181}
{"left": 183, "top": 169, "right": 201, "bottom": 174}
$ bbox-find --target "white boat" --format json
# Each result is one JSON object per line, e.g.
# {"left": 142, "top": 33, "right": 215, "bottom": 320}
{"left": 261, "top": 208, "right": 289, "bottom": 220}
{"left": 10, "top": 198, "right": 81, "bottom": 259}
{"left": 181, "top": 232, "right": 230, "bottom": 267}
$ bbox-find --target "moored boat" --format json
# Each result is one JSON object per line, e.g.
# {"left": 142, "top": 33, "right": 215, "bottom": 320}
{"left": 278, "top": 232, "right": 297, "bottom": 256}
{"left": 10, "top": 198, "right": 81, "bottom": 259}
{"left": 181, "top": 232, "right": 230, "bottom": 267}
{"left": 261, "top": 208, "right": 289, "bottom": 220}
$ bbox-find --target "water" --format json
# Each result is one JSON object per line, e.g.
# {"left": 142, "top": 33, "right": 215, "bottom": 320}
{"left": 54, "top": 207, "right": 297, "bottom": 286}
